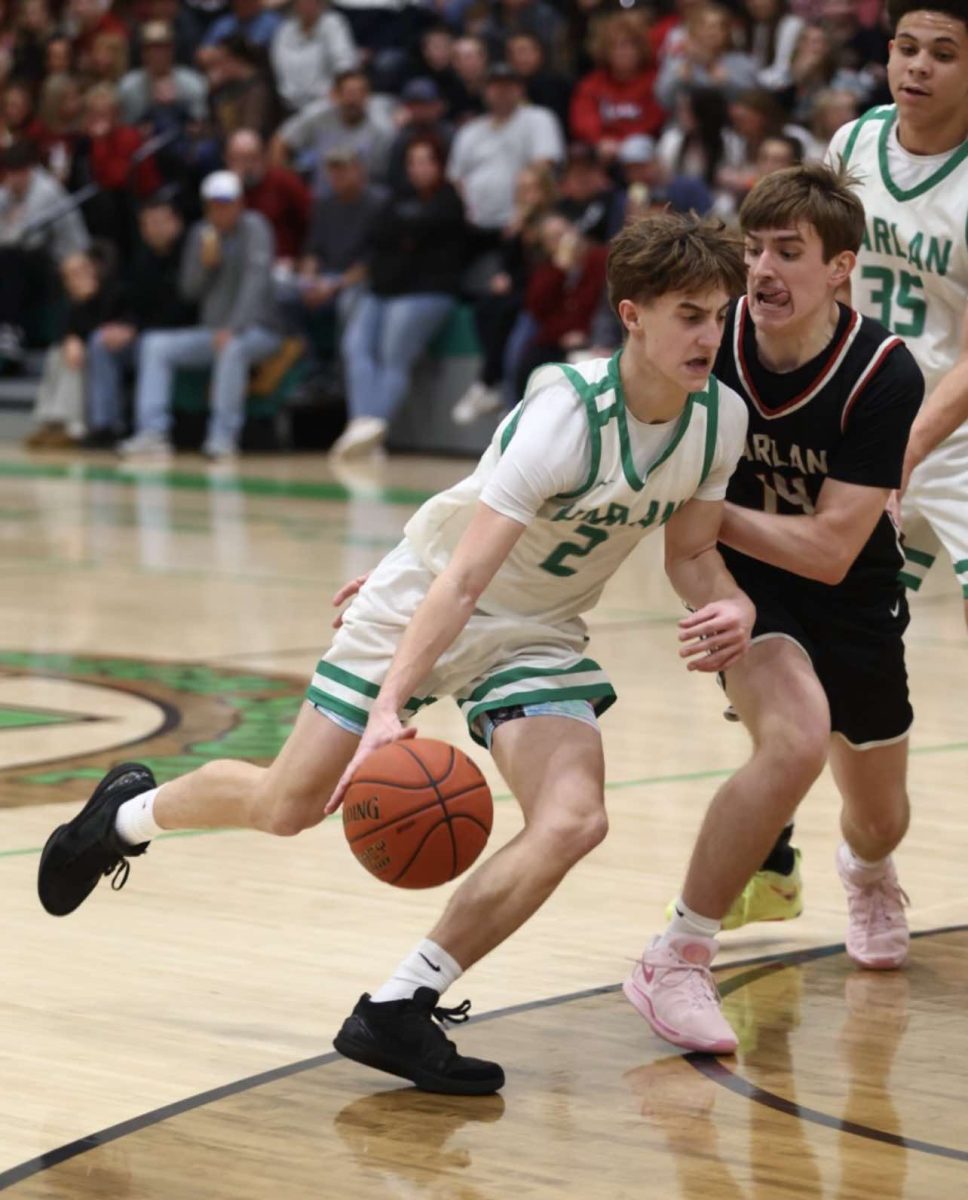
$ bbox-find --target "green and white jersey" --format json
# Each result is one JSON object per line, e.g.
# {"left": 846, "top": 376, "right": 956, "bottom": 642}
{"left": 404, "top": 352, "right": 748, "bottom": 625}
{"left": 828, "top": 105, "right": 968, "bottom": 397}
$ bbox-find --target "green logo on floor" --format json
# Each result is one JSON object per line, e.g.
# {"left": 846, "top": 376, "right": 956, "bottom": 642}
{"left": 0, "top": 652, "right": 304, "bottom": 808}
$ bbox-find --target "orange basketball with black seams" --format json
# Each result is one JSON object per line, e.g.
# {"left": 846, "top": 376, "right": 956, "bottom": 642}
{"left": 342, "top": 738, "right": 493, "bottom": 888}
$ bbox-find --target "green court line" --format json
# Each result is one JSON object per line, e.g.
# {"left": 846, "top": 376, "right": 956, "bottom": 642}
{"left": 5, "top": 738, "right": 968, "bottom": 863}
{"left": 0, "top": 459, "right": 435, "bottom": 508}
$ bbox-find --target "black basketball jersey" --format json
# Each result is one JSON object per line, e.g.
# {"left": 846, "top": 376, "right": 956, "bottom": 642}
{"left": 714, "top": 297, "right": 924, "bottom": 597}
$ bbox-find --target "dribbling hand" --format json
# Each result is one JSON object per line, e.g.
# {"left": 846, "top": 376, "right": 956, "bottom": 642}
{"left": 324, "top": 707, "right": 417, "bottom": 815}
{"left": 678, "top": 597, "right": 755, "bottom": 673}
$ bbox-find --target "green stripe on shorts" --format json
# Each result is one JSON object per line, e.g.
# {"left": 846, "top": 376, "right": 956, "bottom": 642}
{"left": 898, "top": 570, "right": 922, "bottom": 591}
{"left": 904, "top": 546, "right": 936, "bottom": 568}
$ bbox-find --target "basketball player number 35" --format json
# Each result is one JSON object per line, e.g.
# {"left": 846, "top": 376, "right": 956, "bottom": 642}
{"left": 861, "top": 265, "right": 926, "bottom": 338}
{"left": 540, "top": 524, "right": 610, "bottom": 576}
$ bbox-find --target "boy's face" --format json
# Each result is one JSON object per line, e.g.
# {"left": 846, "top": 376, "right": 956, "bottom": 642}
{"left": 888, "top": 10, "right": 968, "bottom": 126}
{"left": 625, "top": 287, "right": 731, "bottom": 393}
{"left": 743, "top": 221, "right": 853, "bottom": 333}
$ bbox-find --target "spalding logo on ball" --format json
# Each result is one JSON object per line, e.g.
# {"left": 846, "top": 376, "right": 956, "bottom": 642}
{"left": 342, "top": 737, "right": 493, "bottom": 888}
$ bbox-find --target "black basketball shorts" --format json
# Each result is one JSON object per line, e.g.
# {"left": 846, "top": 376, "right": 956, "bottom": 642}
{"left": 722, "top": 553, "right": 913, "bottom": 749}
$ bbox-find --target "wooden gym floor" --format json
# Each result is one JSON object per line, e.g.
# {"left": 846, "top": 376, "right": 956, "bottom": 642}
{"left": 0, "top": 450, "right": 965, "bottom": 1197}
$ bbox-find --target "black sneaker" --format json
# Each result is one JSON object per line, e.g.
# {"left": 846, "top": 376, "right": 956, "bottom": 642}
{"left": 37, "top": 762, "right": 155, "bottom": 916}
{"left": 333, "top": 987, "right": 505, "bottom": 1095}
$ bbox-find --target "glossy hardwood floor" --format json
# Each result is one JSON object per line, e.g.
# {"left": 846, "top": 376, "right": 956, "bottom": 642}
{"left": 1, "top": 449, "right": 966, "bottom": 1197}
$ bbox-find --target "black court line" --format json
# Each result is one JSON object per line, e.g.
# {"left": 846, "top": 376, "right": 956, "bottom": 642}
{"left": 691, "top": 924, "right": 968, "bottom": 1165}
{"left": 1, "top": 929, "right": 965, "bottom": 1190}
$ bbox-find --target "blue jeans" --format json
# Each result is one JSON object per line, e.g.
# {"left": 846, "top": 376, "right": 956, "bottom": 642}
{"left": 501, "top": 310, "right": 539, "bottom": 410}
{"left": 87, "top": 330, "right": 139, "bottom": 433}
{"left": 341, "top": 292, "right": 456, "bottom": 423}
{"left": 134, "top": 326, "right": 282, "bottom": 448}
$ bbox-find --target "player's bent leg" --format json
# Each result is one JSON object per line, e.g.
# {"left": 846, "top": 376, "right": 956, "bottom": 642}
{"left": 37, "top": 702, "right": 360, "bottom": 916}
{"left": 429, "top": 714, "right": 607, "bottom": 968}
{"left": 830, "top": 735, "right": 911, "bottom": 970}
{"left": 334, "top": 713, "right": 606, "bottom": 1095}
{"left": 627, "top": 639, "right": 829, "bottom": 1055}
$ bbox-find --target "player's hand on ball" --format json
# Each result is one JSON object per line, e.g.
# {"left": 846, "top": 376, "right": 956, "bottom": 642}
{"left": 678, "top": 596, "right": 755, "bottom": 673}
{"left": 331, "top": 572, "right": 371, "bottom": 628}
{"left": 325, "top": 706, "right": 417, "bottom": 815}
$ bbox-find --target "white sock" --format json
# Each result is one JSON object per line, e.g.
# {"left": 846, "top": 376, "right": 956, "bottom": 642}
{"left": 660, "top": 895, "right": 721, "bottom": 946}
{"left": 845, "top": 844, "right": 887, "bottom": 872}
{"left": 114, "top": 787, "right": 164, "bottom": 846}
{"left": 370, "top": 939, "right": 463, "bottom": 1003}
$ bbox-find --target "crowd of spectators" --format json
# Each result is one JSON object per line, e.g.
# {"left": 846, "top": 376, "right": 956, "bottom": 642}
{"left": 3, "top": 0, "right": 891, "bottom": 459}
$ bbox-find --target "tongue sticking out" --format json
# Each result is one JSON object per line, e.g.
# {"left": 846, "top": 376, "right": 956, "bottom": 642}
{"left": 756, "top": 289, "right": 790, "bottom": 308}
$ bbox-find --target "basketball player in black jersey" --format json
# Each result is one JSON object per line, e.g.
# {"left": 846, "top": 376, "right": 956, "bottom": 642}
{"left": 624, "top": 163, "right": 924, "bottom": 1054}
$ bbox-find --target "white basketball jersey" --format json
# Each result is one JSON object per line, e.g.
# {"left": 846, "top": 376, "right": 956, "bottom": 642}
{"left": 404, "top": 354, "right": 747, "bottom": 624}
{"left": 829, "top": 105, "right": 968, "bottom": 397}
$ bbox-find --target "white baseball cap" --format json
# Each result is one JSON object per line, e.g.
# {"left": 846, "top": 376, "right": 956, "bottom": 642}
{"left": 201, "top": 170, "right": 242, "bottom": 202}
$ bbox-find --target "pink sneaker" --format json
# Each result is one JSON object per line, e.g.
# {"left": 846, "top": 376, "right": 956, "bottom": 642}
{"left": 836, "top": 843, "right": 910, "bottom": 970}
{"left": 623, "top": 934, "right": 738, "bottom": 1054}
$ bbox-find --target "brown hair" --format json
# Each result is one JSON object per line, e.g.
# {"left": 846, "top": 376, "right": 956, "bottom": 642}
{"left": 739, "top": 160, "right": 866, "bottom": 260}
{"left": 607, "top": 211, "right": 746, "bottom": 312}
{"left": 589, "top": 11, "right": 651, "bottom": 69}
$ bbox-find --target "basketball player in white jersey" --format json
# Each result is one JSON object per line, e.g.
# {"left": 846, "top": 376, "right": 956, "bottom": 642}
{"left": 828, "top": 0, "right": 968, "bottom": 619}
{"left": 37, "top": 213, "right": 754, "bottom": 1094}
{"left": 625, "top": 164, "right": 923, "bottom": 1055}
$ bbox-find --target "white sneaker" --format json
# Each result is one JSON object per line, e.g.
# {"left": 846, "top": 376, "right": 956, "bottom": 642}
{"left": 117, "top": 431, "right": 174, "bottom": 460}
{"left": 329, "top": 416, "right": 388, "bottom": 458}
{"left": 202, "top": 441, "right": 239, "bottom": 463}
{"left": 451, "top": 382, "right": 502, "bottom": 426}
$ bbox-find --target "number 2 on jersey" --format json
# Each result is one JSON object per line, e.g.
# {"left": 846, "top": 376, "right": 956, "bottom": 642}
{"left": 540, "top": 524, "right": 610, "bottom": 576}
{"left": 861, "top": 266, "right": 926, "bottom": 338}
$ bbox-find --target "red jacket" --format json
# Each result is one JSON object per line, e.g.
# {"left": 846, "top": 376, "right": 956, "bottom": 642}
{"left": 569, "top": 69, "right": 664, "bottom": 143}
{"left": 525, "top": 244, "right": 608, "bottom": 345}
{"left": 243, "top": 167, "right": 311, "bottom": 259}
{"left": 89, "top": 125, "right": 162, "bottom": 196}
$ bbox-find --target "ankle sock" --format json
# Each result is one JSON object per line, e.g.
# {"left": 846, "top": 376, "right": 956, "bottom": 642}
{"left": 760, "top": 823, "right": 796, "bottom": 874}
{"left": 370, "top": 939, "right": 463, "bottom": 1003}
{"left": 114, "top": 787, "right": 164, "bottom": 846}
{"left": 660, "top": 896, "right": 721, "bottom": 945}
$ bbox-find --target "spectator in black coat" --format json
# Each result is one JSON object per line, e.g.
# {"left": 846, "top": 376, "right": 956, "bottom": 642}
{"left": 332, "top": 137, "right": 465, "bottom": 457}
{"left": 85, "top": 195, "right": 195, "bottom": 444}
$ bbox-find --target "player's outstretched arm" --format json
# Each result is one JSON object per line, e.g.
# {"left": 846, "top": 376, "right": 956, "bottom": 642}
{"left": 664, "top": 497, "right": 755, "bottom": 674}
{"left": 901, "top": 309, "right": 968, "bottom": 491}
{"left": 719, "top": 478, "right": 889, "bottom": 585}
{"left": 325, "top": 503, "right": 526, "bottom": 812}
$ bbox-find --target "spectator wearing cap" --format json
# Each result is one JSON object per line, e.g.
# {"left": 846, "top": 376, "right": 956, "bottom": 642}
{"left": 278, "top": 145, "right": 382, "bottom": 372}
{"left": 333, "top": 138, "right": 466, "bottom": 457}
{"left": 201, "top": 0, "right": 282, "bottom": 51}
{"left": 0, "top": 140, "right": 90, "bottom": 367}
{"left": 270, "top": 67, "right": 394, "bottom": 196}
{"left": 570, "top": 12, "right": 664, "bottom": 164}
{"left": 605, "top": 133, "right": 661, "bottom": 237}
{"left": 385, "top": 77, "right": 453, "bottom": 193}
{"left": 505, "top": 31, "right": 572, "bottom": 132}
{"left": 270, "top": 0, "right": 357, "bottom": 113}
{"left": 401, "top": 24, "right": 474, "bottom": 124}
{"left": 119, "top": 170, "right": 283, "bottom": 460}
{"left": 226, "top": 128, "right": 310, "bottom": 260}
{"left": 86, "top": 194, "right": 195, "bottom": 446}
{"left": 117, "top": 22, "right": 208, "bottom": 126}
{"left": 447, "top": 61, "right": 563, "bottom": 266}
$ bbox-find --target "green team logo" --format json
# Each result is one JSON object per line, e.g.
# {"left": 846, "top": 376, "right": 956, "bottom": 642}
{"left": 0, "top": 652, "right": 304, "bottom": 808}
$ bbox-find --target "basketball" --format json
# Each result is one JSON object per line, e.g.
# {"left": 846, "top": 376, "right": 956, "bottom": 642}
{"left": 342, "top": 738, "right": 493, "bottom": 889}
